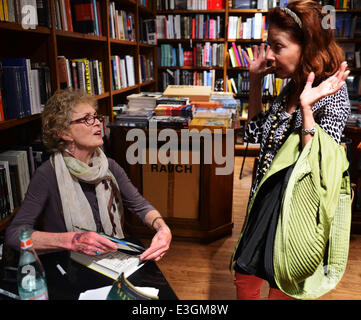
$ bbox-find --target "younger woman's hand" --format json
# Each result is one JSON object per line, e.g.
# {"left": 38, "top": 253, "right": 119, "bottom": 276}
{"left": 300, "top": 61, "right": 350, "bottom": 111}
{"left": 244, "top": 43, "right": 274, "bottom": 79}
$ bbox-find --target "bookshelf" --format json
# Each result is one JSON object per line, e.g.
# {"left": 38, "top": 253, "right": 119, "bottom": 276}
{"left": 0, "top": 0, "right": 158, "bottom": 229}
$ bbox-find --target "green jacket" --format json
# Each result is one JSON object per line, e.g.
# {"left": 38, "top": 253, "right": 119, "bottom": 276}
{"left": 231, "top": 124, "right": 351, "bottom": 299}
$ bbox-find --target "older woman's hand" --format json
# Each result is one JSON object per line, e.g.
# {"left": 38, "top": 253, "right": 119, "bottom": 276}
{"left": 70, "top": 232, "right": 118, "bottom": 256}
{"left": 139, "top": 225, "right": 172, "bottom": 261}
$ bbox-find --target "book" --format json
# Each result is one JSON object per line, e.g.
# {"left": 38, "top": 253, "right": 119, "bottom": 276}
{"left": 106, "top": 273, "right": 158, "bottom": 300}
{"left": 0, "top": 160, "right": 14, "bottom": 213}
{"left": 163, "top": 85, "right": 212, "bottom": 101}
{"left": 189, "top": 117, "right": 230, "bottom": 132}
{"left": 70, "top": 250, "right": 141, "bottom": 280}
{"left": 70, "top": 0, "right": 97, "bottom": 35}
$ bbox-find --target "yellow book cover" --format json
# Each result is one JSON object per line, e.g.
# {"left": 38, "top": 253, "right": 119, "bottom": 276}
{"left": 99, "top": 61, "right": 105, "bottom": 93}
{"left": 74, "top": 58, "right": 91, "bottom": 95}
{"left": 227, "top": 79, "right": 233, "bottom": 93}
{"left": 3, "top": 0, "right": 8, "bottom": 21}
{"left": 0, "top": 1, "right": 4, "bottom": 21}
{"left": 246, "top": 47, "right": 254, "bottom": 61}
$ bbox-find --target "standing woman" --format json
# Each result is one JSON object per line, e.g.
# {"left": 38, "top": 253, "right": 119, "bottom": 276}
{"left": 231, "top": 0, "right": 351, "bottom": 300}
{"left": 5, "top": 89, "right": 171, "bottom": 261}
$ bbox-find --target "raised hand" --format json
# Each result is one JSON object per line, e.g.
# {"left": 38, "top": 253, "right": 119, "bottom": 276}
{"left": 244, "top": 43, "right": 274, "bottom": 79}
{"left": 300, "top": 61, "right": 350, "bottom": 111}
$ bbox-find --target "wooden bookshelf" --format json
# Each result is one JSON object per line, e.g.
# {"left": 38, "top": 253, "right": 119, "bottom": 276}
{"left": 0, "top": 0, "right": 158, "bottom": 228}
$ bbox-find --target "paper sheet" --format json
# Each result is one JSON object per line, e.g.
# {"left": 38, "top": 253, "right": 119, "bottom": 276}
{"left": 78, "top": 285, "right": 159, "bottom": 300}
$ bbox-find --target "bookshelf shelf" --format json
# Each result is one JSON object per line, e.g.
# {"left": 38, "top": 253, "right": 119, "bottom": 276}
{"left": 158, "top": 66, "right": 224, "bottom": 70}
{"left": 0, "top": 22, "right": 51, "bottom": 34}
{"left": 0, "top": 115, "right": 41, "bottom": 132}
{"left": 110, "top": 39, "right": 138, "bottom": 46}
{"left": 55, "top": 30, "right": 107, "bottom": 42}
{"left": 157, "top": 9, "right": 225, "bottom": 14}
{"left": 140, "top": 80, "right": 156, "bottom": 87}
{"left": 157, "top": 38, "right": 226, "bottom": 43}
{"left": 112, "top": 84, "right": 139, "bottom": 96}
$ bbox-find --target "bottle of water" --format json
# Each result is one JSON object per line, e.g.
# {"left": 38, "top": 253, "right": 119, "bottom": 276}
{"left": 17, "top": 230, "right": 48, "bottom": 300}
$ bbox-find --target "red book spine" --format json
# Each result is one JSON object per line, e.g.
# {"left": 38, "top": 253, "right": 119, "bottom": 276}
{"left": 65, "top": 0, "right": 73, "bottom": 32}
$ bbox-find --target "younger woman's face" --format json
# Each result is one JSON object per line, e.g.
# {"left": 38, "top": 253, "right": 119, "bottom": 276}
{"left": 265, "top": 26, "right": 302, "bottom": 79}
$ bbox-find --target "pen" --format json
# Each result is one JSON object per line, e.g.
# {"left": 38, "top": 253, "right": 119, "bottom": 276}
{"left": 0, "top": 288, "right": 20, "bottom": 300}
{"left": 74, "top": 226, "right": 146, "bottom": 252}
{"left": 56, "top": 264, "right": 67, "bottom": 276}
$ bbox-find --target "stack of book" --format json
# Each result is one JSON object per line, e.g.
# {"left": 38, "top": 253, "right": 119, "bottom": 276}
{"left": 127, "top": 92, "right": 163, "bottom": 110}
{"left": 114, "top": 109, "right": 154, "bottom": 129}
{"left": 228, "top": 13, "right": 266, "bottom": 40}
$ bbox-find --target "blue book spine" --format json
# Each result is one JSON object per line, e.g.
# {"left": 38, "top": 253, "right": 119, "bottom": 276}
{"left": 92, "top": 0, "right": 99, "bottom": 35}
{"left": 2, "top": 67, "right": 24, "bottom": 119}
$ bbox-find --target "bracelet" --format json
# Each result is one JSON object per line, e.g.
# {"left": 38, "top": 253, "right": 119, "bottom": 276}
{"left": 301, "top": 126, "right": 316, "bottom": 136}
{"left": 151, "top": 216, "right": 164, "bottom": 230}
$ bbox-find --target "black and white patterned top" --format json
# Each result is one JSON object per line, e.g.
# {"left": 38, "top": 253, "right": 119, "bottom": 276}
{"left": 245, "top": 82, "right": 351, "bottom": 201}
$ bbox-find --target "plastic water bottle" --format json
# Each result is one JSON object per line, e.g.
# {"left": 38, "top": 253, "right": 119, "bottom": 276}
{"left": 17, "top": 230, "right": 48, "bottom": 300}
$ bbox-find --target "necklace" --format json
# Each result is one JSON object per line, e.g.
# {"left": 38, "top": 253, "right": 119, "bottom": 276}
{"left": 260, "top": 96, "right": 297, "bottom": 173}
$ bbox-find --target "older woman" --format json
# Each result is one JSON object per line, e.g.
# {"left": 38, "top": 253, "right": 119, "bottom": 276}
{"left": 5, "top": 89, "right": 171, "bottom": 261}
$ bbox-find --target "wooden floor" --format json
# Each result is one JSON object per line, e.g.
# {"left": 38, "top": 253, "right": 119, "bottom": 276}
{"left": 143, "top": 156, "right": 361, "bottom": 300}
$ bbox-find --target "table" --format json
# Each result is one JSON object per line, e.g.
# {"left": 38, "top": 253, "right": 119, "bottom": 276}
{"left": 0, "top": 250, "right": 178, "bottom": 300}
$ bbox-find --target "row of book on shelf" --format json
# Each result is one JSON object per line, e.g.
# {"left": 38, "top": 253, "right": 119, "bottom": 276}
{"left": 0, "top": 0, "right": 51, "bottom": 27}
{"left": 113, "top": 86, "right": 240, "bottom": 134}
{"left": 0, "top": 58, "right": 51, "bottom": 121}
{"left": 109, "top": 3, "right": 136, "bottom": 41}
{"left": 158, "top": 43, "right": 224, "bottom": 67}
{"left": 58, "top": 56, "right": 105, "bottom": 95}
{"left": 228, "top": 13, "right": 267, "bottom": 40}
{"left": 228, "top": 0, "right": 361, "bottom": 9}
{"left": 335, "top": 14, "right": 361, "bottom": 39}
{"left": 156, "top": 0, "right": 224, "bottom": 10}
{"left": 0, "top": 143, "right": 46, "bottom": 220}
{"left": 156, "top": 14, "right": 224, "bottom": 40}
{"left": 53, "top": 0, "right": 102, "bottom": 35}
{"left": 159, "top": 69, "right": 220, "bottom": 91}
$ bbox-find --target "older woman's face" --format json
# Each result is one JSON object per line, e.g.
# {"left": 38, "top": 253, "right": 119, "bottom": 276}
{"left": 265, "top": 26, "right": 302, "bottom": 79}
{"left": 65, "top": 102, "right": 103, "bottom": 155}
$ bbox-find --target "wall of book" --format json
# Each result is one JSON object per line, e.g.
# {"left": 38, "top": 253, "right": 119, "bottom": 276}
{"left": 0, "top": 0, "right": 159, "bottom": 228}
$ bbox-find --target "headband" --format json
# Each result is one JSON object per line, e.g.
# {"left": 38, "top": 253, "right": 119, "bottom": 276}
{"left": 281, "top": 7, "right": 303, "bottom": 29}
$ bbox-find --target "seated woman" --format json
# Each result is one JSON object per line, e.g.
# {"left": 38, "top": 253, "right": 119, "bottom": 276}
{"left": 5, "top": 89, "right": 171, "bottom": 261}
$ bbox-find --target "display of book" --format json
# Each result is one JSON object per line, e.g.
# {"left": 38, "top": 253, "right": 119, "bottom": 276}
{"left": 70, "top": 250, "right": 142, "bottom": 281}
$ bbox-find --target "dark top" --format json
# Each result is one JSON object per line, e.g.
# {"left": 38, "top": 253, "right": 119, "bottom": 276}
{"left": 5, "top": 158, "right": 155, "bottom": 251}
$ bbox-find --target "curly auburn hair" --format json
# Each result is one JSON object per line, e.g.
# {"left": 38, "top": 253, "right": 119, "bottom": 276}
{"left": 42, "top": 89, "right": 98, "bottom": 153}
{"left": 268, "top": 0, "right": 344, "bottom": 86}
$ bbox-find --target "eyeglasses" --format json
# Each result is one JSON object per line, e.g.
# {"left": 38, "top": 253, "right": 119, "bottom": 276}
{"left": 70, "top": 114, "right": 104, "bottom": 126}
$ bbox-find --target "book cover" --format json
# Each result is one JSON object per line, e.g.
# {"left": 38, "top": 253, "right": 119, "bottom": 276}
{"left": 106, "top": 273, "right": 158, "bottom": 300}
{"left": 70, "top": 0, "right": 96, "bottom": 34}
{"left": 163, "top": 85, "right": 212, "bottom": 101}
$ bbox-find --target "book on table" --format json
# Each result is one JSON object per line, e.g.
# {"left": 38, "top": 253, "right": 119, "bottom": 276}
{"left": 70, "top": 250, "right": 142, "bottom": 280}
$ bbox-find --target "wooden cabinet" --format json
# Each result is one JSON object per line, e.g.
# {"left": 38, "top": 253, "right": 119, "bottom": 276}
{"left": 108, "top": 126, "right": 234, "bottom": 243}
